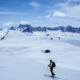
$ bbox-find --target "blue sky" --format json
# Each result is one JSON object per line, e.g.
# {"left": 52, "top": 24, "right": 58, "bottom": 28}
{"left": 0, "top": 0, "right": 80, "bottom": 27}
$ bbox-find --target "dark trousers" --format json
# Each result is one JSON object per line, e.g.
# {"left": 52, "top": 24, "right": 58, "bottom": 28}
{"left": 50, "top": 67, "right": 55, "bottom": 76}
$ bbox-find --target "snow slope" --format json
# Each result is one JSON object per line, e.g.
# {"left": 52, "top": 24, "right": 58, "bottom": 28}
{"left": 0, "top": 30, "right": 80, "bottom": 80}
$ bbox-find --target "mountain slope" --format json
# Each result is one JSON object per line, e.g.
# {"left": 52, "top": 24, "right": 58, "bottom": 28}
{"left": 0, "top": 30, "right": 80, "bottom": 80}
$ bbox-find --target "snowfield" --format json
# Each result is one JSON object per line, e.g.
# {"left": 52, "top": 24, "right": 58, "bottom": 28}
{"left": 0, "top": 30, "right": 80, "bottom": 80}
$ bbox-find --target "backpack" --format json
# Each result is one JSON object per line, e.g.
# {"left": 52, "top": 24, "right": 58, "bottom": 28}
{"left": 52, "top": 61, "right": 56, "bottom": 67}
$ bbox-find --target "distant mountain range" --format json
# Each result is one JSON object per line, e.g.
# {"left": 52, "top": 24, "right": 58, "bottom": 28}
{"left": 47, "top": 25, "right": 80, "bottom": 33}
{"left": 1, "top": 24, "right": 80, "bottom": 33}
{"left": 9, "top": 24, "right": 47, "bottom": 32}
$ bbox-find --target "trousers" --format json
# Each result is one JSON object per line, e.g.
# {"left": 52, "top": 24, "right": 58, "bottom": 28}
{"left": 50, "top": 67, "right": 55, "bottom": 76}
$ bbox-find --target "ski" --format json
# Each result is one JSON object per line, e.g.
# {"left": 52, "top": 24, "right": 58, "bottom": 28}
{"left": 44, "top": 75, "right": 61, "bottom": 80}
{"left": 44, "top": 75, "right": 56, "bottom": 78}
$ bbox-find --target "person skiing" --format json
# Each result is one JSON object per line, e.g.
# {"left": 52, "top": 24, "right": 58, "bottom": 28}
{"left": 48, "top": 59, "right": 56, "bottom": 77}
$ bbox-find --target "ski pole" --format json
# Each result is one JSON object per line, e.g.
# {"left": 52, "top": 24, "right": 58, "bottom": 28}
{"left": 45, "top": 66, "right": 48, "bottom": 75}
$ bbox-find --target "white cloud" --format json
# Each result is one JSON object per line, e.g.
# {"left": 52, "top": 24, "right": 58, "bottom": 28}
{"left": 53, "top": 11, "right": 67, "bottom": 17}
{"left": 65, "top": 5, "right": 80, "bottom": 19}
{"left": 20, "top": 21, "right": 30, "bottom": 24}
{"left": 56, "top": 2, "right": 80, "bottom": 19}
{"left": 37, "top": 16, "right": 42, "bottom": 19}
{"left": 0, "top": 12, "right": 17, "bottom": 15}
{"left": 53, "top": 2, "right": 80, "bottom": 27}
{"left": 68, "top": 0, "right": 80, "bottom": 2}
{"left": 30, "top": 2, "right": 40, "bottom": 7}
{"left": 56, "top": 0, "right": 80, "bottom": 8}
{"left": 3, "top": 21, "right": 13, "bottom": 26}
{"left": 45, "top": 14, "right": 51, "bottom": 18}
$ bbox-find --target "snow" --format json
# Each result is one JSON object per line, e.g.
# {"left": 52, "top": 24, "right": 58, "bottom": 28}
{"left": 0, "top": 28, "right": 8, "bottom": 38}
{"left": 0, "top": 30, "right": 80, "bottom": 80}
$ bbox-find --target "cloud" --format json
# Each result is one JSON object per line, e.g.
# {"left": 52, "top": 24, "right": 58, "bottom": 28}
{"left": 68, "top": 0, "right": 80, "bottom": 2}
{"left": 20, "top": 21, "right": 30, "bottom": 24}
{"left": 45, "top": 14, "right": 51, "bottom": 18}
{"left": 56, "top": 1, "right": 80, "bottom": 19}
{"left": 52, "top": 1, "right": 80, "bottom": 27}
{"left": 68, "top": 0, "right": 80, "bottom": 6}
{"left": 0, "top": 12, "right": 17, "bottom": 15}
{"left": 65, "top": 5, "right": 80, "bottom": 19}
{"left": 53, "top": 11, "right": 67, "bottom": 17}
{"left": 2, "top": 21, "right": 13, "bottom": 26}
{"left": 56, "top": 0, "right": 80, "bottom": 8}
{"left": 30, "top": 2, "right": 40, "bottom": 7}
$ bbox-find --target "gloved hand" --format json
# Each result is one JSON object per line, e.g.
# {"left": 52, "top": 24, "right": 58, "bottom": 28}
{"left": 48, "top": 64, "right": 50, "bottom": 67}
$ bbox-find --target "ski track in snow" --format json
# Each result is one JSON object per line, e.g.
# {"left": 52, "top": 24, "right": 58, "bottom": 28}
{"left": 0, "top": 30, "right": 80, "bottom": 80}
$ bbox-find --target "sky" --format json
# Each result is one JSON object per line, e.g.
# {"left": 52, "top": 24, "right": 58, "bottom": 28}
{"left": 0, "top": 0, "right": 80, "bottom": 28}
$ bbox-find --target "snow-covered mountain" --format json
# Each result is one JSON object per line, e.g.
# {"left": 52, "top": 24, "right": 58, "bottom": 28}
{"left": 9, "top": 24, "right": 47, "bottom": 32}
{"left": 8, "top": 24, "right": 80, "bottom": 33}
{"left": 0, "top": 26, "right": 80, "bottom": 80}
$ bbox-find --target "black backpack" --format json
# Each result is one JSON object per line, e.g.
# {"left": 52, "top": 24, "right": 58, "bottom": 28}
{"left": 52, "top": 61, "right": 56, "bottom": 67}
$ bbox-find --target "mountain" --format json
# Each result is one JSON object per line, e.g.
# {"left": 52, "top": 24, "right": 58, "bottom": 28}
{"left": 17, "top": 24, "right": 80, "bottom": 33}
{"left": 9, "top": 26, "right": 16, "bottom": 30}
{"left": 17, "top": 24, "right": 47, "bottom": 33}
{"left": 1, "top": 24, "right": 80, "bottom": 33}
{"left": 47, "top": 25, "right": 80, "bottom": 33}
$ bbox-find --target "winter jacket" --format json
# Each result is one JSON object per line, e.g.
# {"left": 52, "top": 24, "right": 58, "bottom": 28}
{"left": 48, "top": 61, "right": 56, "bottom": 68}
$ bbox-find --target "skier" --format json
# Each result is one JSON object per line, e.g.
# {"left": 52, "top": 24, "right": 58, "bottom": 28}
{"left": 48, "top": 59, "right": 56, "bottom": 77}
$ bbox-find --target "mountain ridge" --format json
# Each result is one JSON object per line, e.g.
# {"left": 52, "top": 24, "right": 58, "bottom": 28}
{"left": 1, "top": 24, "right": 80, "bottom": 33}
